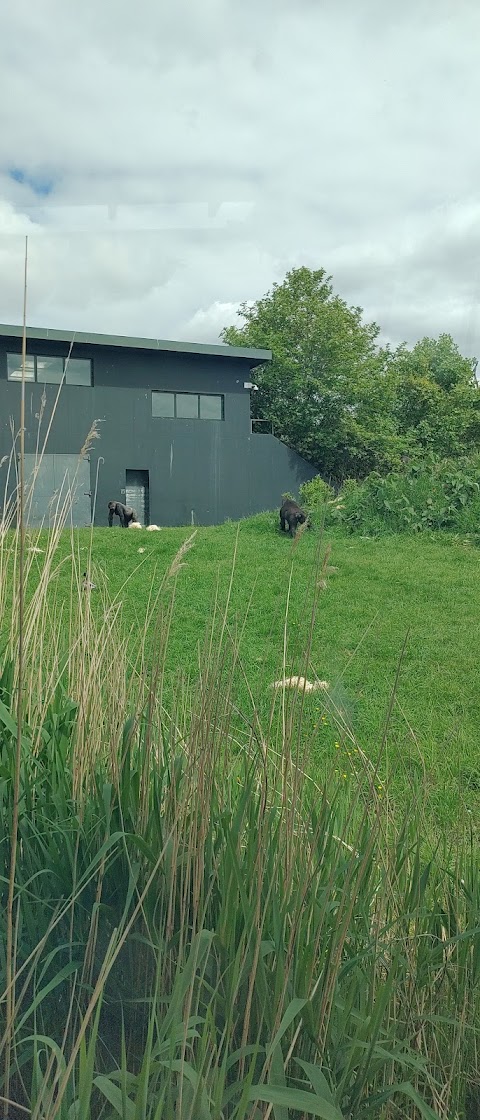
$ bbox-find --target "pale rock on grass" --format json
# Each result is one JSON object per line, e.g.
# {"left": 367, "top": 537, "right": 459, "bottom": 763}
{"left": 146, "top": 524, "right": 161, "bottom": 531}
{"left": 270, "top": 675, "right": 329, "bottom": 693}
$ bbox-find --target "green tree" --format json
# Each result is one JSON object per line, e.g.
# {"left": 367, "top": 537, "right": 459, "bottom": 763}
{"left": 221, "top": 267, "right": 399, "bottom": 479}
{"left": 222, "top": 270, "right": 480, "bottom": 478}
{"left": 389, "top": 335, "right": 480, "bottom": 459}
{"left": 396, "top": 333, "right": 477, "bottom": 391}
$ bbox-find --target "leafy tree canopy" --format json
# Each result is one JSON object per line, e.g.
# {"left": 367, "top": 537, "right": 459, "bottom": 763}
{"left": 390, "top": 335, "right": 480, "bottom": 459}
{"left": 221, "top": 268, "right": 479, "bottom": 480}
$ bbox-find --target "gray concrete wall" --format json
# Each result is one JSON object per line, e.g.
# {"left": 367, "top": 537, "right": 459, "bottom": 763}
{"left": 246, "top": 434, "right": 317, "bottom": 514}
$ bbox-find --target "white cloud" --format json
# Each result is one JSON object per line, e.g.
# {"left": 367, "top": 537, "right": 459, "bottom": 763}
{"left": 1, "top": 0, "right": 480, "bottom": 357}
{"left": 183, "top": 301, "right": 244, "bottom": 342}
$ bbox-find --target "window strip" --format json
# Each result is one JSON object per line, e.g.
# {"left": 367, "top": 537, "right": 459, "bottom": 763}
{"left": 152, "top": 390, "right": 224, "bottom": 420}
{"left": 7, "top": 353, "right": 92, "bottom": 386}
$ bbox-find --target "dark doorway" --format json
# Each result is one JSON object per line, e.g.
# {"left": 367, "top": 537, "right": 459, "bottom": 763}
{"left": 125, "top": 469, "right": 150, "bottom": 526}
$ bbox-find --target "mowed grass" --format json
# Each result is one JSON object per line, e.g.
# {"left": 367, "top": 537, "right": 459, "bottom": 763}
{"left": 17, "top": 513, "right": 480, "bottom": 834}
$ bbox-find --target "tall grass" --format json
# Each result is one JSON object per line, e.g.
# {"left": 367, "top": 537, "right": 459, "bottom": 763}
{"left": 0, "top": 354, "right": 479, "bottom": 1117}
{"left": 0, "top": 497, "right": 478, "bottom": 1118}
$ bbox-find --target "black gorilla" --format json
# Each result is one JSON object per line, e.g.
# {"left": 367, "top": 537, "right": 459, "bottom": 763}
{"left": 279, "top": 499, "right": 308, "bottom": 537}
{"left": 108, "top": 500, "right": 137, "bottom": 528}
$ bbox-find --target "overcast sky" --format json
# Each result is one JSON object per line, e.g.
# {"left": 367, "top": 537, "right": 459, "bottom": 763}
{"left": 1, "top": 0, "right": 480, "bottom": 357}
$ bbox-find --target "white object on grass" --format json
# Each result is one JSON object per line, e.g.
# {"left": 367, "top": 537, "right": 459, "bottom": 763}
{"left": 270, "top": 676, "right": 329, "bottom": 693}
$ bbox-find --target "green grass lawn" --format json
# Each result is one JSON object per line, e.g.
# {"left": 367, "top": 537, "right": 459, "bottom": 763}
{"left": 17, "top": 514, "right": 480, "bottom": 834}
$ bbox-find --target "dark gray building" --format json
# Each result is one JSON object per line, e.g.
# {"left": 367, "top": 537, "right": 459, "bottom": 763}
{"left": 0, "top": 324, "right": 316, "bottom": 527}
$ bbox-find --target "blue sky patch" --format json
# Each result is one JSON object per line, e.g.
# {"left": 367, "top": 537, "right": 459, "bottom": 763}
{"left": 8, "top": 167, "right": 55, "bottom": 197}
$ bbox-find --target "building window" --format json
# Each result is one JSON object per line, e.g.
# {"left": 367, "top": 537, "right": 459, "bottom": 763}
{"left": 152, "top": 391, "right": 224, "bottom": 420}
{"left": 152, "top": 391, "right": 175, "bottom": 418}
{"left": 176, "top": 393, "right": 200, "bottom": 419}
{"left": 36, "top": 357, "right": 64, "bottom": 384}
{"left": 7, "top": 354, "right": 92, "bottom": 386}
{"left": 65, "top": 359, "right": 92, "bottom": 386}
{"left": 7, "top": 355, "right": 35, "bottom": 381}
{"left": 200, "top": 394, "right": 223, "bottom": 420}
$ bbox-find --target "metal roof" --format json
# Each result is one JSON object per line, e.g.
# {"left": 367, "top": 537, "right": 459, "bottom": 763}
{"left": 0, "top": 323, "right": 271, "bottom": 366}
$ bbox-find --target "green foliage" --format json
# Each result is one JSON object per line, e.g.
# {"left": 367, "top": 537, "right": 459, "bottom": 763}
{"left": 221, "top": 266, "right": 396, "bottom": 480}
{"left": 1, "top": 655, "right": 479, "bottom": 1119}
{"left": 390, "top": 335, "right": 480, "bottom": 459}
{"left": 222, "top": 270, "right": 480, "bottom": 480}
{"left": 5, "top": 520, "right": 480, "bottom": 833}
{"left": 1, "top": 516, "right": 480, "bottom": 1117}
{"left": 333, "top": 455, "right": 480, "bottom": 535}
{"left": 394, "top": 333, "right": 477, "bottom": 392}
{"left": 299, "top": 474, "right": 335, "bottom": 512}
{"left": 297, "top": 472, "right": 335, "bottom": 524}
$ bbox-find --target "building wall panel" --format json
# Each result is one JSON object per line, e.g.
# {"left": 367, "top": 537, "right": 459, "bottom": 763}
{"left": 0, "top": 339, "right": 317, "bottom": 526}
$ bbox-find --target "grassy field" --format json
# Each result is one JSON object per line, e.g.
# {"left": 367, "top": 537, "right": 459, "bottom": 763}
{"left": 2, "top": 512, "right": 480, "bottom": 1118}
{"left": 18, "top": 513, "right": 480, "bottom": 836}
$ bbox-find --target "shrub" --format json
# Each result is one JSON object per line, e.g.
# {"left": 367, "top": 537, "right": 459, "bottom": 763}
{"left": 333, "top": 455, "right": 480, "bottom": 535}
{"left": 299, "top": 474, "right": 335, "bottom": 512}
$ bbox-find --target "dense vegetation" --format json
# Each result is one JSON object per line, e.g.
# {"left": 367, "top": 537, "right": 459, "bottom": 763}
{"left": 300, "top": 455, "right": 480, "bottom": 537}
{"left": 1, "top": 513, "right": 479, "bottom": 1118}
{"left": 222, "top": 267, "right": 480, "bottom": 482}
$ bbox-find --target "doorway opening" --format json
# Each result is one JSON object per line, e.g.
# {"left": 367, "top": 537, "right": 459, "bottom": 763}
{"left": 125, "top": 469, "right": 149, "bottom": 526}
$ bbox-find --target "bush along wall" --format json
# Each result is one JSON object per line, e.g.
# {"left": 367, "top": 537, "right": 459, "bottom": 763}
{"left": 302, "top": 455, "right": 480, "bottom": 536}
